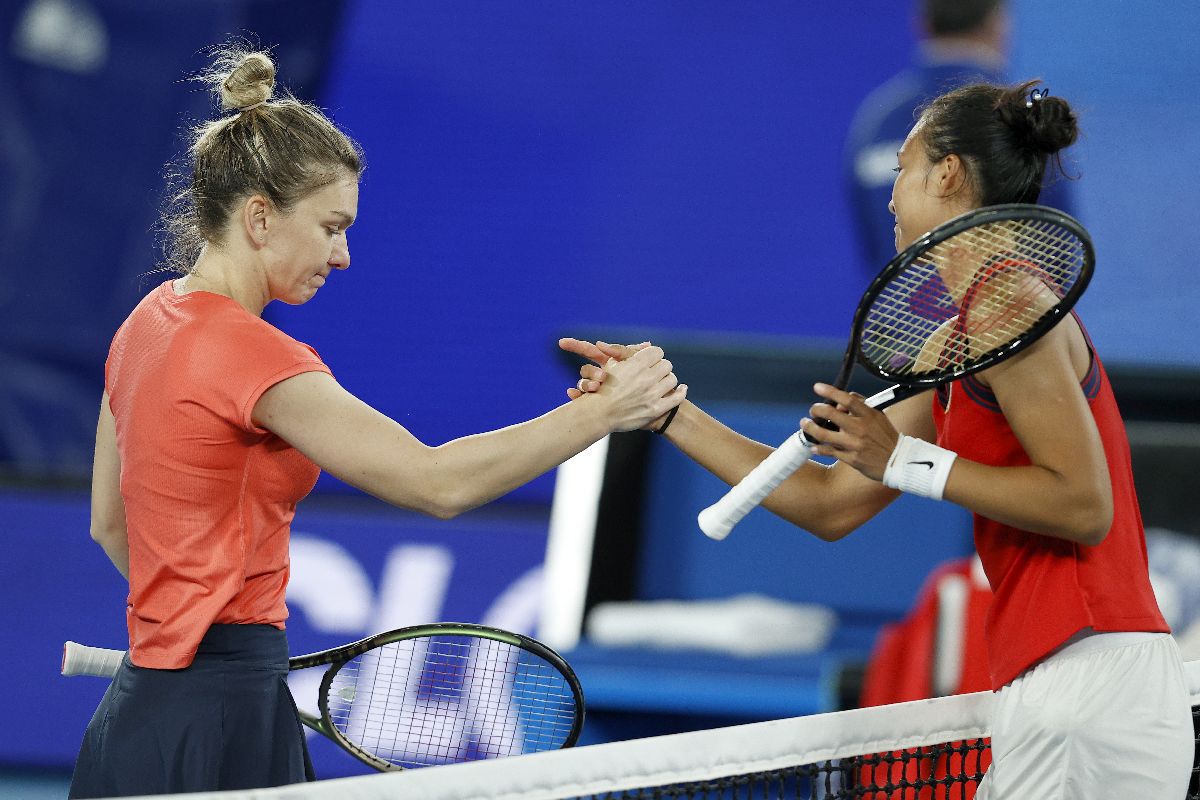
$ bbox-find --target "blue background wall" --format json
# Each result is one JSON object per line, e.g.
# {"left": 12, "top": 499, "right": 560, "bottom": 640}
{"left": 3, "top": 0, "right": 1197, "bottom": 491}
{"left": 0, "top": 0, "right": 1197, "bottom": 789}
{"left": 269, "top": 0, "right": 907, "bottom": 503}
{"left": 271, "top": 0, "right": 1200, "bottom": 503}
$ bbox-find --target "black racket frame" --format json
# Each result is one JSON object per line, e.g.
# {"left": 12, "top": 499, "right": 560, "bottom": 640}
{"left": 290, "top": 622, "right": 585, "bottom": 772}
{"left": 822, "top": 203, "right": 1094, "bottom": 420}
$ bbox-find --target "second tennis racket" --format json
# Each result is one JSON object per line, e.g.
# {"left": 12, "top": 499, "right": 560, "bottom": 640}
{"left": 62, "top": 622, "right": 584, "bottom": 772}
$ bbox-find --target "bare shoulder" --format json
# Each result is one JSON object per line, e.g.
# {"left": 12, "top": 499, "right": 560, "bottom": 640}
{"left": 976, "top": 314, "right": 1089, "bottom": 390}
{"left": 912, "top": 316, "right": 958, "bottom": 375}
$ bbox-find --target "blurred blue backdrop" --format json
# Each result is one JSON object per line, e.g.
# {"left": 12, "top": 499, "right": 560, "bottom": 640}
{"left": 4, "top": 0, "right": 1198, "bottom": 495}
{"left": 1, "top": 0, "right": 1197, "bottom": 788}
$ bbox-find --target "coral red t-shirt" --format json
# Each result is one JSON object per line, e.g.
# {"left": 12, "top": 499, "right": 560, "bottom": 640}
{"left": 105, "top": 281, "right": 330, "bottom": 668}
{"left": 932, "top": 339, "right": 1167, "bottom": 690}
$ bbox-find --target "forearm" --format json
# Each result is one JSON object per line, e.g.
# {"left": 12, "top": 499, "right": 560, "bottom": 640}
{"left": 662, "top": 401, "right": 894, "bottom": 540}
{"left": 942, "top": 458, "right": 1112, "bottom": 545}
{"left": 333, "top": 394, "right": 614, "bottom": 519}
{"left": 261, "top": 354, "right": 679, "bottom": 518}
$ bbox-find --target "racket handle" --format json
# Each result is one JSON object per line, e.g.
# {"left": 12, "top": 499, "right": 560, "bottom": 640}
{"left": 698, "top": 431, "right": 814, "bottom": 541}
{"left": 62, "top": 641, "right": 125, "bottom": 679}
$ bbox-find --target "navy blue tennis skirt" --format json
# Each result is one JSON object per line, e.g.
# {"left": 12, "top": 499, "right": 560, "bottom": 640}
{"left": 69, "top": 624, "right": 315, "bottom": 798}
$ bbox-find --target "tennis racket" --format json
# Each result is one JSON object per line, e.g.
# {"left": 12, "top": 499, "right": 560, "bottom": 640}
{"left": 62, "top": 622, "right": 584, "bottom": 772}
{"left": 698, "top": 203, "right": 1094, "bottom": 540}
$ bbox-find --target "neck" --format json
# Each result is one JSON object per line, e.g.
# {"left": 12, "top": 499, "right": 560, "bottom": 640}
{"left": 182, "top": 245, "right": 270, "bottom": 316}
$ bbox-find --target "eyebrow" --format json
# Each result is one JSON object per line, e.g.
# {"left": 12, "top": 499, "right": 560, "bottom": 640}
{"left": 328, "top": 210, "right": 356, "bottom": 226}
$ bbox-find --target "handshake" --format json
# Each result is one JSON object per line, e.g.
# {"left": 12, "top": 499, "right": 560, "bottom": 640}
{"left": 558, "top": 337, "right": 685, "bottom": 435}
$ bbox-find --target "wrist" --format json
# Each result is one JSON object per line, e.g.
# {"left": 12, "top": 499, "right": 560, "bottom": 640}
{"left": 569, "top": 392, "right": 620, "bottom": 440}
{"left": 655, "top": 399, "right": 693, "bottom": 442}
{"left": 653, "top": 405, "right": 679, "bottom": 435}
{"left": 881, "top": 435, "right": 957, "bottom": 500}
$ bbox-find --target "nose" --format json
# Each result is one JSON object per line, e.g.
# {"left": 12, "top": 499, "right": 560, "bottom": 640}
{"left": 887, "top": 198, "right": 896, "bottom": 215}
{"left": 329, "top": 235, "right": 350, "bottom": 270}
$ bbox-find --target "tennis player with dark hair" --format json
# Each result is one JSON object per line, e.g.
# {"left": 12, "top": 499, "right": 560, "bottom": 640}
{"left": 69, "top": 44, "right": 684, "bottom": 799}
{"left": 843, "top": 0, "right": 1076, "bottom": 277}
{"left": 564, "top": 80, "right": 1192, "bottom": 799}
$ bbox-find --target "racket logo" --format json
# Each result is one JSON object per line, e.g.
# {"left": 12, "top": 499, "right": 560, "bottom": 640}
{"left": 907, "top": 460, "right": 935, "bottom": 469}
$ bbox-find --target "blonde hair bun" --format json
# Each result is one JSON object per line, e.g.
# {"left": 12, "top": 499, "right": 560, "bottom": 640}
{"left": 218, "top": 51, "right": 275, "bottom": 112}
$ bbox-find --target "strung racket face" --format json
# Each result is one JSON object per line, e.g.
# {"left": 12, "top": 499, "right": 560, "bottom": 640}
{"left": 317, "top": 628, "right": 583, "bottom": 771}
{"left": 856, "top": 204, "right": 1093, "bottom": 388}
{"left": 699, "top": 205, "right": 1093, "bottom": 541}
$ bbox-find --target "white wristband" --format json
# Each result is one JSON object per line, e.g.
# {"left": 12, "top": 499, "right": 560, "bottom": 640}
{"left": 882, "top": 435, "right": 957, "bottom": 501}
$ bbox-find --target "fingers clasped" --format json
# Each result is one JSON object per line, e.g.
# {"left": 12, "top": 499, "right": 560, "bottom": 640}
{"left": 562, "top": 339, "right": 685, "bottom": 432}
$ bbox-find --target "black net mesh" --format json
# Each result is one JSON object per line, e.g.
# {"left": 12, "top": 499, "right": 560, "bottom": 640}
{"left": 581, "top": 739, "right": 991, "bottom": 799}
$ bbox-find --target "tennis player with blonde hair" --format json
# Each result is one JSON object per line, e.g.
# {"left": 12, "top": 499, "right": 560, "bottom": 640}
{"left": 70, "top": 44, "right": 684, "bottom": 798}
{"left": 565, "top": 81, "right": 1192, "bottom": 799}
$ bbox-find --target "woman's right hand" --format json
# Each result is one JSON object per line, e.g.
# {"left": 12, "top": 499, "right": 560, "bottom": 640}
{"left": 573, "top": 342, "right": 685, "bottom": 432}
{"left": 560, "top": 338, "right": 636, "bottom": 399}
{"left": 559, "top": 338, "right": 682, "bottom": 432}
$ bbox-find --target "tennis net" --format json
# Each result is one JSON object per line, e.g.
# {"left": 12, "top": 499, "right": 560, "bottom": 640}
{"left": 134, "top": 659, "right": 1200, "bottom": 800}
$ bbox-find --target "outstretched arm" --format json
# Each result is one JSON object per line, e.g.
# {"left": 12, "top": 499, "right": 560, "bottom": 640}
{"left": 559, "top": 338, "right": 927, "bottom": 540}
{"left": 254, "top": 346, "right": 685, "bottom": 520}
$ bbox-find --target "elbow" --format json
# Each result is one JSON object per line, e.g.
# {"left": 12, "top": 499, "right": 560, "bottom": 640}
{"left": 796, "top": 513, "right": 859, "bottom": 543}
{"left": 805, "top": 522, "right": 854, "bottom": 542}
{"left": 358, "top": 453, "right": 474, "bottom": 519}
{"left": 415, "top": 483, "right": 476, "bottom": 521}
{"left": 90, "top": 523, "right": 125, "bottom": 548}
{"left": 394, "top": 491, "right": 465, "bottom": 520}
{"left": 1074, "top": 504, "right": 1113, "bottom": 547}
{"left": 425, "top": 500, "right": 466, "bottom": 521}
{"left": 815, "top": 500, "right": 874, "bottom": 542}
{"left": 775, "top": 499, "right": 863, "bottom": 542}
{"left": 1060, "top": 489, "right": 1113, "bottom": 547}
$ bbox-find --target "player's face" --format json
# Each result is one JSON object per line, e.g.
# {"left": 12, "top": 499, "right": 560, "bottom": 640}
{"left": 264, "top": 173, "right": 358, "bottom": 305}
{"left": 888, "top": 122, "right": 954, "bottom": 253}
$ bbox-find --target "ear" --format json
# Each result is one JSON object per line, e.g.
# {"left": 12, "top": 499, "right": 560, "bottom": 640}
{"left": 241, "top": 194, "right": 271, "bottom": 248}
{"left": 931, "top": 154, "right": 968, "bottom": 199}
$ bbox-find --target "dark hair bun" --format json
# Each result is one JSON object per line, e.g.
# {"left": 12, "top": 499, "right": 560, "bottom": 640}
{"left": 996, "top": 80, "right": 1078, "bottom": 156}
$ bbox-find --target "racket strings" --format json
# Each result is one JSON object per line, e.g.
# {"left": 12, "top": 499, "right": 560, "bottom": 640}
{"left": 861, "top": 218, "right": 1087, "bottom": 378}
{"left": 323, "top": 635, "right": 577, "bottom": 769}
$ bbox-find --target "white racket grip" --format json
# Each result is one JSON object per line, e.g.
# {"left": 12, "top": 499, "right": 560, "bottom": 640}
{"left": 864, "top": 386, "right": 895, "bottom": 408}
{"left": 62, "top": 641, "right": 125, "bottom": 679}
{"left": 698, "top": 432, "right": 814, "bottom": 541}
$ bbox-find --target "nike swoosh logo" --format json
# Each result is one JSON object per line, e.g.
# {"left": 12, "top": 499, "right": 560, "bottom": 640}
{"left": 907, "top": 460, "right": 935, "bottom": 469}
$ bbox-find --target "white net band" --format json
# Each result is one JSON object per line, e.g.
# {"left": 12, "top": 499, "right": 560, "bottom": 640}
{"left": 120, "top": 659, "right": 1200, "bottom": 800}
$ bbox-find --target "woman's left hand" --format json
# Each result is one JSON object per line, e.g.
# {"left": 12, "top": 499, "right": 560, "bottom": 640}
{"left": 560, "top": 338, "right": 646, "bottom": 400}
{"left": 801, "top": 383, "right": 899, "bottom": 483}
